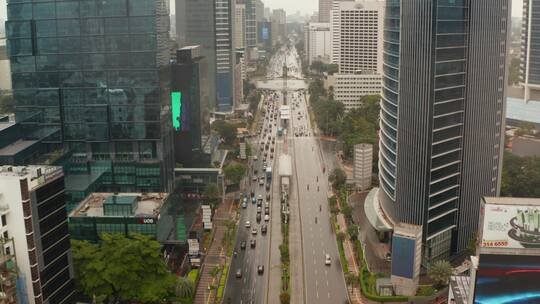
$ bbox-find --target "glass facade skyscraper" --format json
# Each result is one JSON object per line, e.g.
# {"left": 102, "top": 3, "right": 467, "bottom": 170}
{"left": 180, "top": 0, "right": 235, "bottom": 112}
{"left": 6, "top": 0, "right": 174, "bottom": 193}
{"left": 379, "top": 0, "right": 509, "bottom": 262}
{"left": 521, "top": 0, "right": 540, "bottom": 101}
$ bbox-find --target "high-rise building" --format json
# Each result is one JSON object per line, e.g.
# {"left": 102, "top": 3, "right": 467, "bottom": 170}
{"left": 271, "top": 9, "right": 287, "bottom": 45}
{"left": 378, "top": 0, "right": 510, "bottom": 262}
{"left": 318, "top": 0, "right": 332, "bottom": 22}
{"left": 235, "top": 3, "right": 246, "bottom": 49}
{"left": 5, "top": 0, "right": 175, "bottom": 193}
{"left": 171, "top": 46, "right": 211, "bottom": 167}
{"left": 255, "top": 0, "right": 265, "bottom": 22}
{"left": 331, "top": 0, "right": 384, "bottom": 74}
{"left": 521, "top": 0, "right": 540, "bottom": 101}
{"left": 0, "top": 165, "right": 75, "bottom": 304}
{"left": 306, "top": 22, "right": 332, "bottom": 64}
{"left": 244, "top": 0, "right": 257, "bottom": 47}
{"left": 181, "top": 0, "right": 236, "bottom": 112}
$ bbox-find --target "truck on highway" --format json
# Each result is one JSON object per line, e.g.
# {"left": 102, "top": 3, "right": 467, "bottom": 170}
{"left": 266, "top": 167, "right": 272, "bottom": 182}
{"left": 277, "top": 127, "right": 283, "bottom": 137}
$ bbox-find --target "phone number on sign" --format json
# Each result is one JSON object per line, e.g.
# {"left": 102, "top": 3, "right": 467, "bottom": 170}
{"left": 482, "top": 240, "right": 509, "bottom": 247}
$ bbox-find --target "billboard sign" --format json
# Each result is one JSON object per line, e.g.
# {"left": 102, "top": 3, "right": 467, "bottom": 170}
{"left": 481, "top": 204, "right": 540, "bottom": 249}
{"left": 474, "top": 254, "right": 540, "bottom": 304}
{"left": 262, "top": 27, "right": 269, "bottom": 40}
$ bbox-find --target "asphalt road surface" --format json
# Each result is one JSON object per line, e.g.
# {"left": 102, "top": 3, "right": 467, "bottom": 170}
{"left": 289, "top": 91, "right": 349, "bottom": 304}
{"left": 223, "top": 91, "right": 282, "bottom": 304}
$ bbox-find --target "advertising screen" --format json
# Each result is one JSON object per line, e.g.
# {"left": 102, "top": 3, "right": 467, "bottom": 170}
{"left": 391, "top": 235, "right": 415, "bottom": 279}
{"left": 474, "top": 254, "right": 540, "bottom": 304}
{"left": 481, "top": 204, "right": 540, "bottom": 249}
{"left": 171, "top": 92, "right": 182, "bottom": 131}
{"left": 262, "top": 27, "right": 269, "bottom": 40}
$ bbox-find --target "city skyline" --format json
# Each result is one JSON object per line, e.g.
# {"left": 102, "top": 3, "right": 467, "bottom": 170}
{"left": 0, "top": 0, "right": 525, "bottom": 21}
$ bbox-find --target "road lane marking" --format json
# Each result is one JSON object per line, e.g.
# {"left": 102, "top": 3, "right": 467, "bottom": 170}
{"left": 328, "top": 292, "right": 331, "bottom": 298}
{"left": 326, "top": 280, "right": 329, "bottom": 286}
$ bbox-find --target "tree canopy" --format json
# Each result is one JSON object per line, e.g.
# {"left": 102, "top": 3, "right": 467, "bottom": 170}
{"left": 212, "top": 120, "right": 237, "bottom": 144}
{"left": 501, "top": 151, "right": 540, "bottom": 197}
{"left": 427, "top": 260, "right": 453, "bottom": 289}
{"left": 223, "top": 162, "right": 247, "bottom": 185}
{"left": 72, "top": 234, "right": 175, "bottom": 303}
{"left": 329, "top": 168, "right": 347, "bottom": 190}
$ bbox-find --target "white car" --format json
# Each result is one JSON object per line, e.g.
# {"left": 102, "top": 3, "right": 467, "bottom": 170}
{"left": 252, "top": 228, "right": 258, "bottom": 235}
{"left": 325, "top": 254, "right": 331, "bottom": 265}
{"left": 245, "top": 221, "right": 251, "bottom": 228}
{"left": 264, "top": 214, "right": 270, "bottom": 221}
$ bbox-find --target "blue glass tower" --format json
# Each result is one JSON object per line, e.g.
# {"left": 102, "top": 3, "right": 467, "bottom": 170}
{"left": 6, "top": 0, "right": 174, "bottom": 193}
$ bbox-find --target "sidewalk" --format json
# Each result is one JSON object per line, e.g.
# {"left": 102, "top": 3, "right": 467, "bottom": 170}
{"left": 193, "top": 199, "right": 234, "bottom": 304}
{"left": 336, "top": 204, "right": 364, "bottom": 304}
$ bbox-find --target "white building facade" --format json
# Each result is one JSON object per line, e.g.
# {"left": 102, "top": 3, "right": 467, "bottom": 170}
{"left": 353, "top": 143, "right": 373, "bottom": 190}
{"left": 234, "top": 3, "right": 246, "bottom": 49}
{"left": 326, "top": 73, "right": 382, "bottom": 111}
{"left": 331, "top": 0, "right": 384, "bottom": 74}
{"left": 306, "top": 22, "right": 332, "bottom": 64}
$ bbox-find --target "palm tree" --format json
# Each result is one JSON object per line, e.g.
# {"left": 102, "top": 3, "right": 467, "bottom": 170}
{"left": 175, "top": 276, "right": 195, "bottom": 299}
{"left": 427, "top": 260, "right": 453, "bottom": 288}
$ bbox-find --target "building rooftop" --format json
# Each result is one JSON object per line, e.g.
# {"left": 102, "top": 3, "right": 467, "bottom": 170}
{"left": 0, "top": 139, "right": 39, "bottom": 156}
{"left": 506, "top": 97, "right": 540, "bottom": 125}
{"left": 483, "top": 196, "right": 540, "bottom": 207}
{"left": 0, "top": 121, "right": 15, "bottom": 132}
{"left": 70, "top": 192, "right": 168, "bottom": 218}
{"left": 0, "top": 165, "right": 63, "bottom": 189}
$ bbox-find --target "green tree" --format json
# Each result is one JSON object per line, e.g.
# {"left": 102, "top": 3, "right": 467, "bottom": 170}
{"left": 347, "top": 224, "right": 359, "bottom": 241}
{"left": 329, "top": 168, "right": 347, "bottom": 190}
{"left": 72, "top": 234, "right": 175, "bottom": 303}
{"left": 279, "top": 292, "right": 291, "bottom": 304}
{"left": 313, "top": 99, "right": 344, "bottom": 135}
{"left": 342, "top": 204, "right": 353, "bottom": 223}
{"left": 203, "top": 183, "right": 221, "bottom": 207}
{"left": 508, "top": 57, "right": 521, "bottom": 85}
{"left": 501, "top": 152, "right": 540, "bottom": 197}
{"left": 345, "top": 273, "right": 359, "bottom": 292}
{"left": 224, "top": 163, "right": 247, "bottom": 185}
{"left": 336, "top": 231, "right": 346, "bottom": 243}
{"left": 175, "top": 277, "right": 195, "bottom": 299}
{"left": 427, "top": 260, "right": 453, "bottom": 289}
{"left": 0, "top": 91, "right": 14, "bottom": 115}
{"left": 212, "top": 120, "right": 237, "bottom": 144}
{"left": 310, "top": 60, "right": 325, "bottom": 74}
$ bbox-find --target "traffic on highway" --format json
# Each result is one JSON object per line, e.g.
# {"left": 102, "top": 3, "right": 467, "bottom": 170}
{"left": 224, "top": 40, "right": 348, "bottom": 304}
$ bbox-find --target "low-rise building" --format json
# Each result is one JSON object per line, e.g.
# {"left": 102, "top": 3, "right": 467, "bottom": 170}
{"left": 326, "top": 73, "right": 382, "bottom": 111}
{"left": 69, "top": 192, "right": 168, "bottom": 242}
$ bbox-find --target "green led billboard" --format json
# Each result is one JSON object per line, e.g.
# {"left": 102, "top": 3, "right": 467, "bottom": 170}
{"left": 171, "top": 92, "right": 182, "bottom": 131}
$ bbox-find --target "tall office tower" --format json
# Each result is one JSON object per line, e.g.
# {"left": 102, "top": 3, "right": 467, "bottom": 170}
{"left": 331, "top": 0, "right": 384, "bottom": 74}
{"left": 264, "top": 7, "right": 271, "bottom": 20}
{"left": 521, "top": 0, "right": 540, "bottom": 101}
{"left": 235, "top": 3, "right": 246, "bottom": 49}
{"left": 319, "top": 0, "right": 332, "bottom": 22}
{"left": 182, "top": 0, "right": 236, "bottom": 112}
{"left": 306, "top": 23, "right": 332, "bottom": 64}
{"left": 244, "top": 0, "right": 257, "bottom": 47}
{"left": 0, "top": 166, "right": 75, "bottom": 304}
{"left": 6, "top": 0, "right": 174, "bottom": 193}
{"left": 171, "top": 46, "right": 210, "bottom": 167}
{"left": 378, "top": 0, "right": 510, "bottom": 262}
{"left": 271, "top": 9, "right": 287, "bottom": 45}
{"left": 255, "top": 0, "right": 265, "bottom": 22}
{"left": 176, "top": 0, "right": 186, "bottom": 45}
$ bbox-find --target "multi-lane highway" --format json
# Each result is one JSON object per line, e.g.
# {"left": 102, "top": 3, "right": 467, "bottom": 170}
{"left": 223, "top": 89, "right": 282, "bottom": 304}
{"left": 224, "top": 41, "right": 348, "bottom": 304}
{"left": 289, "top": 90, "right": 349, "bottom": 304}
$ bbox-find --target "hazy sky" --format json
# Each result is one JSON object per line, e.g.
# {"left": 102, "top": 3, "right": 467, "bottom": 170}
{"left": 0, "top": 0, "right": 525, "bottom": 26}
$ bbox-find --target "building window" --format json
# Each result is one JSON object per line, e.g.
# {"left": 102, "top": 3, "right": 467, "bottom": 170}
{"left": 1, "top": 215, "right": 6, "bottom": 227}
